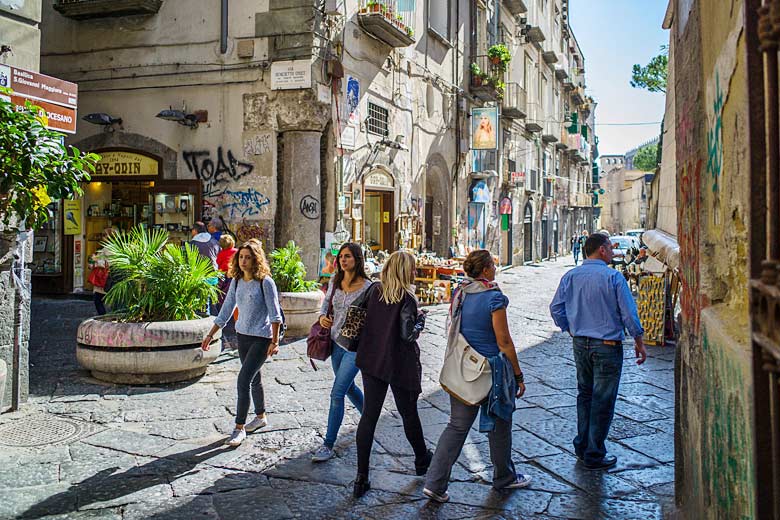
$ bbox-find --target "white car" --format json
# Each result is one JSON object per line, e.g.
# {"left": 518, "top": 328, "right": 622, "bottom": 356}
{"left": 609, "top": 235, "right": 641, "bottom": 264}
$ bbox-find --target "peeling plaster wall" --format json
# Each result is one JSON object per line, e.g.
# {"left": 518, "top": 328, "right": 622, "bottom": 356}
{"left": 673, "top": 1, "right": 754, "bottom": 518}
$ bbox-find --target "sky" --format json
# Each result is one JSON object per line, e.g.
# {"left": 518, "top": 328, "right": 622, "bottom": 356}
{"left": 569, "top": 0, "right": 669, "bottom": 156}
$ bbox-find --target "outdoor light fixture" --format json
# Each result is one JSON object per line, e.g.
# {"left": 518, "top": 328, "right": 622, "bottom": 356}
{"left": 155, "top": 106, "right": 202, "bottom": 128}
{"left": 379, "top": 134, "right": 408, "bottom": 151}
{"left": 82, "top": 113, "right": 122, "bottom": 126}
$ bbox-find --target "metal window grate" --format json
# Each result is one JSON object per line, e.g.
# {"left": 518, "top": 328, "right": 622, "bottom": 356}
{"left": 367, "top": 102, "right": 389, "bottom": 136}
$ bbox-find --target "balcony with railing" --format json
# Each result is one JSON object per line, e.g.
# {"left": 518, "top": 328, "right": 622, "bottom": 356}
{"left": 503, "top": 0, "right": 527, "bottom": 15}
{"left": 54, "top": 0, "right": 162, "bottom": 19}
{"left": 501, "top": 83, "right": 527, "bottom": 119}
{"left": 524, "top": 103, "right": 542, "bottom": 133}
{"left": 469, "top": 55, "right": 504, "bottom": 102}
{"left": 542, "top": 120, "right": 559, "bottom": 144}
{"left": 571, "top": 86, "right": 586, "bottom": 106}
{"left": 358, "top": 0, "right": 416, "bottom": 47}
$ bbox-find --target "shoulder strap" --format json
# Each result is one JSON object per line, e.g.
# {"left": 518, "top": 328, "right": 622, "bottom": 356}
{"left": 326, "top": 280, "right": 336, "bottom": 316}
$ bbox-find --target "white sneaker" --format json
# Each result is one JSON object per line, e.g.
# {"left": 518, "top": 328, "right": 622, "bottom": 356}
{"left": 245, "top": 416, "right": 268, "bottom": 433}
{"left": 225, "top": 428, "right": 246, "bottom": 447}
{"left": 311, "top": 445, "right": 335, "bottom": 462}
{"left": 504, "top": 474, "right": 532, "bottom": 489}
{"left": 423, "top": 487, "right": 450, "bottom": 503}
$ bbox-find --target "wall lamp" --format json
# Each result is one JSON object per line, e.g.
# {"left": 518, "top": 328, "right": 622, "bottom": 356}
{"left": 82, "top": 113, "right": 122, "bottom": 126}
{"left": 155, "top": 106, "right": 207, "bottom": 129}
{"left": 379, "top": 134, "right": 408, "bottom": 151}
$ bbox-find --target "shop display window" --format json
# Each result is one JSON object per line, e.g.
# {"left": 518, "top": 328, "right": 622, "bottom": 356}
{"left": 151, "top": 191, "right": 195, "bottom": 245}
{"left": 32, "top": 201, "right": 62, "bottom": 274}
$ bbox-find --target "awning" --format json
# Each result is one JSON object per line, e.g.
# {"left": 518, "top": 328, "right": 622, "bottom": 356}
{"left": 643, "top": 228, "right": 680, "bottom": 271}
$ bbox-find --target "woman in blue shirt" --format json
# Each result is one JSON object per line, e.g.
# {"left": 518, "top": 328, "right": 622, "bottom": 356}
{"left": 423, "top": 250, "right": 530, "bottom": 503}
{"left": 201, "top": 239, "right": 283, "bottom": 447}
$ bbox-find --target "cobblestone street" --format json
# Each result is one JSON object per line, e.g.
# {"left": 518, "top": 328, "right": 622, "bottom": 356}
{"left": 2, "top": 258, "right": 675, "bottom": 519}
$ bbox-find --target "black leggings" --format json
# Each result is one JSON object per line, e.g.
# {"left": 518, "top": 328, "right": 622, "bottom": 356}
{"left": 356, "top": 372, "right": 428, "bottom": 477}
{"left": 235, "top": 333, "right": 270, "bottom": 425}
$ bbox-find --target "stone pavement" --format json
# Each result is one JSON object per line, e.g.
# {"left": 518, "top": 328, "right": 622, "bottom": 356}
{"left": 1, "top": 257, "right": 676, "bottom": 519}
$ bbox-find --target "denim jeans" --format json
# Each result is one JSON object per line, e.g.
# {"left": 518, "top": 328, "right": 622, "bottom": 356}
{"left": 572, "top": 338, "right": 623, "bottom": 464}
{"left": 573, "top": 248, "right": 580, "bottom": 265}
{"left": 324, "top": 343, "right": 364, "bottom": 448}
{"left": 235, "top": 333, "right": 269, "bottom": 425}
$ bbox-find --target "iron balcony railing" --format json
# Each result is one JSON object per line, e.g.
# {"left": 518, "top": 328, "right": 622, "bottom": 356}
{"left": 358, "top": 0, "right": 416, "bottom": 46}
{"left": 501, "top": 83, "right": 527, "bottom": 119}
{"left": 469, "top": 55, "right": 504, "bottom": 102}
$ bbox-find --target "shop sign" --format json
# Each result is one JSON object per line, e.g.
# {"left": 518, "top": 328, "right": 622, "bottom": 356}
{"left": 511, "top": 171, "right": 525, "bottom": 184}
{"left": 63, "top": 200, "right": 82, "bottom": 235}
{"left": 1, "top": 64, "right": 79, "bottom": 134}
{"left": 499, "top": 197, "right": 512, "bottom": 215}
{"left": 270, "top": 60, "right": 311, "bottom": 90}
{"left": 471, "top": 106, "right": 498, "bottom": 150}
{"left": 93, "top": 151, "right": 159, "bottom": 177}
{"left": 365, "top": 171, "right": 393, "bottom": 188}
{"left": 7, "top": 94, "right": 77, "bottom": 133}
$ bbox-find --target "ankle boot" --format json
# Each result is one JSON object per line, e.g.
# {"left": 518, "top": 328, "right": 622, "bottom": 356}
{"left": 353, "top": 474, "right": 371, "bottom": 498}
{"left": 415, "top": 449, "right": 434, "bottom": 476}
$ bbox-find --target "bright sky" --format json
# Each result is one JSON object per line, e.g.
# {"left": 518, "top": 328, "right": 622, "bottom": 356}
{"left": 569, "top": 0, "right": 669, "bottom": 156}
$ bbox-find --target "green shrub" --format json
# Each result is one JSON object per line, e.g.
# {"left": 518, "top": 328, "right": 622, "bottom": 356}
{"left": 270, "top": 241, "right": 319, "bottom": 293}
{"left": 102, "top": 226, "right": 220, "bottom": 322}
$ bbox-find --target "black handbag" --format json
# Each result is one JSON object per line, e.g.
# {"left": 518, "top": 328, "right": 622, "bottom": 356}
{"left": 337, "top": 282, "right": 376, "bottom": 352}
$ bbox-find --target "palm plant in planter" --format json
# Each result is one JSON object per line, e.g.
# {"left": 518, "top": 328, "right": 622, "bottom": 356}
{"left": 269, "top": 241, "right": 323, "bottom": 336}
{"left": 76, "top": 226, "right": 223, "bottom": 384}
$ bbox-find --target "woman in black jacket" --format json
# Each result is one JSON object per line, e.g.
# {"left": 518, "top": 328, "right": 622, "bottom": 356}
{"left": 353, "top": 251, "right": 431, "bottom": 498}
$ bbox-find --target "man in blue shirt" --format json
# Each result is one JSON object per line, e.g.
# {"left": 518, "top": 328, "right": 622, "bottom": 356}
{"left": 549, "top": 232, "right": 647, "bottom": 470}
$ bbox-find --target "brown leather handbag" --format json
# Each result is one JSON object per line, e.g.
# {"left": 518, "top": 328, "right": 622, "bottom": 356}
{"left": 307, "top": 286, "right": 335, "bottom": 370}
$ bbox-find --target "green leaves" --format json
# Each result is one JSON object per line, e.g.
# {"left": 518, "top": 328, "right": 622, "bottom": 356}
{"left": 102, "top": 226, "right": 221, "bottom": 322}
{"left": 269, "top": 241, "right": 319, "bottom": 293}
{"left": 633, "top": 143, "right": 660, "bottom": 172}
{"left": 0, "top": 96, "right": 99, "bottom": 230}
{"left": 630, "top": 46, "right": 668, "bottom": 94}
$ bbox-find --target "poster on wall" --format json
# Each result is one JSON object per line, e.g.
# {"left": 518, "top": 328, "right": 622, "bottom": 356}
{"left": 471, "top": 107, "right": 498, "bottom": 150}
{"left": 64, "top": 200, "right": 82, "bottom": 235}
{"left": 467, "top": 202, "right": 486, "bottom": 249}
{"left": 469, "top": 179, "right": 491, "bottom": 203}
{"left": 345, "top": 76, "right": 360, "bottom": 125}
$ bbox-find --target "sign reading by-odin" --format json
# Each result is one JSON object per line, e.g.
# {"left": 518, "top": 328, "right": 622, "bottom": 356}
{"left": 93, "top": 151, "right": 159, "bottom": 177}
{"left": 270, "top": 60, "right": 312, "bottom": 90}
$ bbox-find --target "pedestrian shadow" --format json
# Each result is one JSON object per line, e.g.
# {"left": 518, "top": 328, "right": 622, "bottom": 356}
{"left": 19, "top": 440, "right": 229, "bottom": 519}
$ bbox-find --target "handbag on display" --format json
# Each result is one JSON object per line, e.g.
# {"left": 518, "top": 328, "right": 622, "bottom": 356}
{"left": 338, "top": 282, "right": 377, "bottom": 352}
{"left": 439, "top": 332, "right": 492, "bottom": 406}
{"left": 88, "top": 266, "right": 109, "bottom": 289}
{"left": 307, "top": 285, "right": 336, "bottom": 370}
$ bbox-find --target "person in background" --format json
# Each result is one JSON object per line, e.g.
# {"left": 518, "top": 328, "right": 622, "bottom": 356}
{"left": 201, "top": 239, "right": 283, "bottom": 447}
{"left": 423, "top": 250, "right": 530, "bottom": 503}
{"left": 208, "top": 216, "right": 224, "bottom": 242}
{"left": 571, "top": 233, "right": 582, "bottom": 265}
{"left": 549, "top": 232, "right": 647, "bottom": 470}
{"left": 217, "top": 235, "right": 238, "bottom": 280}
{"left": 190, "top": 221, "right": 220, "bottom": 270}
{"left": 215, "top": 234, "right": 239, "bottom": 348}
{"left": 87, "top": 227, "right": 116, "bottom": 315}
{"left": 352, "top": 251, "right": 431, "bottom": 498}
{"left": 311, "top": 243, "right": 372, "bottom": 462}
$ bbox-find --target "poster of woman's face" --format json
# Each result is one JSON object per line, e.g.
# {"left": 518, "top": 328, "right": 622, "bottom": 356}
{"left": 471, "top": 107, "right": 498, "bottom": 150}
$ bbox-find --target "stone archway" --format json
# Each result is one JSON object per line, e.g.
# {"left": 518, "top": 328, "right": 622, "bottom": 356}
{"left": 424, "top": 154, "right": 451, "bottom": 256}
{"left": 70, "top": 132, "right": 178, "bottom": 180}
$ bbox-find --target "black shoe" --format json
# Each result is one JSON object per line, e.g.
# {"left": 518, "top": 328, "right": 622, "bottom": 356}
{"left": 415, "top": 449, "right": 434, "bottom": 476}
{"left": 583, "top": 455, "right": 618, "bottom": 470}
{"left": 353, "top": 474, "right": 371, "bottom": 498}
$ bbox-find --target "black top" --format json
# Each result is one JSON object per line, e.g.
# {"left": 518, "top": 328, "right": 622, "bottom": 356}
{"left": 355, "top": 285, "right": 423, "bottom": 394}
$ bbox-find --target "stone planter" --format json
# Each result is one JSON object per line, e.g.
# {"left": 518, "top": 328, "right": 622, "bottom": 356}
{"left": 0, "top": 359, "right": 6, "bottom": 408}
{"left": 76, "top": 316, "right": 221, "bottom": 384}
{"left": 279, "top": 290, "right": 325, "bottom": 337}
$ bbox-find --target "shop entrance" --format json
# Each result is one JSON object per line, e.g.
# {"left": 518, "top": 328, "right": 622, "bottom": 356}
{"left": 541, "top": 217, "right": 549, "bottom": 260}
{"left": 553, "top": 211, "right": 560, "bottom": 255}
{"left": 364, "top": 190, "right": 394, "bottom": 252}
{"left": 523, "top": 202, "right": 533, "bottom": 263}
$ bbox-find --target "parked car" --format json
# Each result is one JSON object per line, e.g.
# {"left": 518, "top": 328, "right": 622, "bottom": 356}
{"left": 609, "top": 235, "right": 641, "bottom": 264}
{"left": 625, "top": 228, "right": 646, "bottom": 245}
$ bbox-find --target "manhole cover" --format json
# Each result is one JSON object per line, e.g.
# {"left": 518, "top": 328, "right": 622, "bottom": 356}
{"left": 0, "top": 413, "right": 103, "bottom": 447}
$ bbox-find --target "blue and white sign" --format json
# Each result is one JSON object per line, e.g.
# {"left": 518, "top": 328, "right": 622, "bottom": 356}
{"left": 346, "top": 76, "right": 360, "bottom": 125}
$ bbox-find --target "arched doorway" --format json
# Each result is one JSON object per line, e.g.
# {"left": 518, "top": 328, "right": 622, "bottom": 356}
{"left": 523, "top": 202, "right": 533, "bottom": 263}
{"left": 362, "top": 168, "right": 397, "bottom": 253}
{"left": 541, "top": 205, "right": 549, "bottom": 260}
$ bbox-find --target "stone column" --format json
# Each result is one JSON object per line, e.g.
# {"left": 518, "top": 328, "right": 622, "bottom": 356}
{"left": 278, "top": 130, "right": 323, "bottom": 276}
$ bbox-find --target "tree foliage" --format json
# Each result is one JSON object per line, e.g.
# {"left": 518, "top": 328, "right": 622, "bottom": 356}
{"left": 0, "top": 91, "right": 99, "bottom": 230}
{"left": 633, "top": 143, "right": 659, "bottom": 172}
{"left": 630, "top": 46, "right": 668, "bottom": 94}
{"left": 102, "top": 226, "right": 221, "bottom": 322}
{"left": 269, "top": 241, "right": 319, "bottom": 293}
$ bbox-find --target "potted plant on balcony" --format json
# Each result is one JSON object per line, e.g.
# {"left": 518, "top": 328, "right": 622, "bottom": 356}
{"left": 76, "top": 226, "right": 223, "bottom": 384}
{"left": 488, "top": 43, "right": 512, "bottom": 71}
{"left": 395, "top": 13, "right": 404, "bottom": 29}
{"left": 366, "top": 0, "right": 380, "bottom": 13}
{"left": 470, "top": 63, "right": 483, "bottom": 86}
{"left": 269, "top": 240, "right": 324, "bottom": 337}
{"left": 406, "top": 26, "right": 414, "bottom": 38}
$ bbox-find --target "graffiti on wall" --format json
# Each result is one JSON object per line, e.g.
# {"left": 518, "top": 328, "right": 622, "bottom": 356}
{"left": 183, "top": 147, "right": 254, "bottom": 198}
{"left": 243, "top": 134, "right": 272, "bottom": 157}
{"left": 221, "top": 188, "right": 271, "bottom": 219}
{"left": 706, "top": 74, "right": 724, "bottom": 194}
{"left": 300, "top": 195, "right": 320, "bottom": 219}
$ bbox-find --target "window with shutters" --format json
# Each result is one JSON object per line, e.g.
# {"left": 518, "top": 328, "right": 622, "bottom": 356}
{"left": 427, "top": 0, "right": 450, "bottom": 41}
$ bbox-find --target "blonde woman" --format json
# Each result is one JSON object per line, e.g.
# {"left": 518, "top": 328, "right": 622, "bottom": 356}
{"left": 201, "top": 239, "right": 283, "bottom": 447}
{"left": 352, "top": 251, "right": 431, "bottom": 498}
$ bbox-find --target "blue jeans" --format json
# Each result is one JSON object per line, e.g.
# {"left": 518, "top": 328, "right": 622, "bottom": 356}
{"left": 573, "top": 248, "right": 580, "bottom": 265}
{"left": 572, "top": 338, "right": 623, "bottom": 464}
{"left": 324, "top": 343, "right": 364, "bottom": 448}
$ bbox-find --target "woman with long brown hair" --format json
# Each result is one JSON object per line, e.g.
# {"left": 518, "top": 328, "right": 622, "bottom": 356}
{"left": 201, "top": 239, "right": 283, "bottom": 447}
{"left": 311, "top": 243, "right": 372, "bottom": 462}
{"left": 352, "top": 251, "right": 431, "bottom": 498}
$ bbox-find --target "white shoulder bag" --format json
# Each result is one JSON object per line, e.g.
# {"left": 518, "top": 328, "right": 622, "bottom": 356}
{"left": 439, "top": 332, "right": 492, "bottom": 406}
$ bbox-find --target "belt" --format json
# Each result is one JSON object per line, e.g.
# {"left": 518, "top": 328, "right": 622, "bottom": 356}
{"left": 573, "top": 336, "right": 620, "bottom": 346}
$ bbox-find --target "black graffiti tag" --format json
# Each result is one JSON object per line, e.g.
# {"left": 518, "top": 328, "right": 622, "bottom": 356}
{"left": 182, "top": 147, "right": 254, "bottom": 197}
{"left": 300, "top": 195, "right": 320, "bottom": 220}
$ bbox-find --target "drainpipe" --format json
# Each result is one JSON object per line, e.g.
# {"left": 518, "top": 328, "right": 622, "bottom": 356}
{"left": 220, "top": 0, "right": 228, "bottom": 54}
{"left": 452, "top": 0, "right": 461, "bottom": 253}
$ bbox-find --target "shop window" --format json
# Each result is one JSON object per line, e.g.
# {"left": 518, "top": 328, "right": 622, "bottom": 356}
{"left": 32, "top": 201, "right": 63, "bottom": 275}
{"left": 367, "top": 102, "right": 389, "bottom": 136}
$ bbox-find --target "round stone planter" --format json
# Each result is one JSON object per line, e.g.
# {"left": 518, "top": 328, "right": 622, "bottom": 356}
{"left": 279, "top": 290, "right": 325, "bottom": 338}
{"left": 0, "top": 359, "right": 6, "bottom": 407}
{"left": 76, "top": 317, "right": 221, "bottom": 384}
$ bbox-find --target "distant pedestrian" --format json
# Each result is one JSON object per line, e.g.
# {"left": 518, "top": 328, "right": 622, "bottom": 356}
{"left": 311, "top": 243, "right": 372, "bottom": 463}
{"left": 201, "top": 239, "right": 283, "bottom": 447}
{"left": 352, "top": 251, "right": 430, "bottom": 498}
{"left": 571, "top": 234, "right": 581, "bottom": 265}
{"left": 549, "top": 232, "right": 647, "bottom": 470}
{"left": 189, "top": 221, "right": 220, "bottom": 270}
{"left": 423, "top": 250, "right": 531, "bottom": 504}
{"left": 208, "top": 216, "right": 225, "bottom": 242}
{"left": 216, "top": 234, "right": 238, "bottom": 308}
{"left": 87, "top": 227, "right": 115, "bottom": 315}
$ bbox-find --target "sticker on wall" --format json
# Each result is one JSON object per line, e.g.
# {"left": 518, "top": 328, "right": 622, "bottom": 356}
{"left": 383, "top": 211, "right": 390, "bottom": 223}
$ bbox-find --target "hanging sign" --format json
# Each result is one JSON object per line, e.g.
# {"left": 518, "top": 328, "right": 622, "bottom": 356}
{"left": 511, "top": 171, "right": 525, "bottom": 184}
{"left": 499, "top": 197, "right": 512, "bottom": 215}
{"left": 471, "top": 107, "right": 498, "bottom": 150}
{"left": 0, "top": 64, "right": 78, "bottom": 134}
